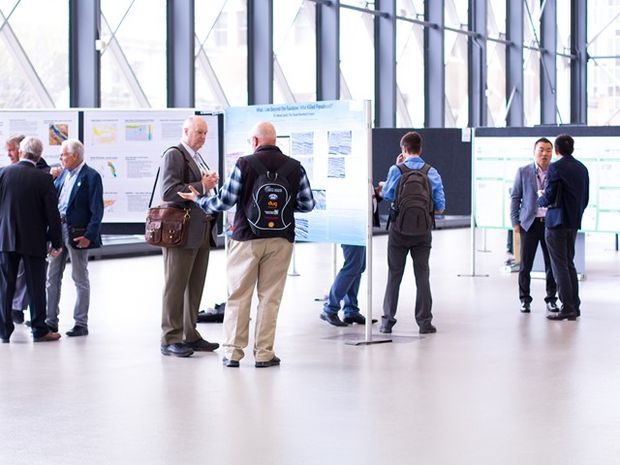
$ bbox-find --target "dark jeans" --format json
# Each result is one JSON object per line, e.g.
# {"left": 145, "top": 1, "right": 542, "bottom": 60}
{"left": 518, "top": 219, "right": 557, "bottom": 305}
{"left": 0, "top": 252, "right": 49, "bottom": 340}
{"left": 323, "top": 245, "right": 366, "bottom": 316}
{"left": 545, "top": 228, "right": 580, "bottom": 315}
{"left": 382, "top": 230, "right": 433, "bottom": 330}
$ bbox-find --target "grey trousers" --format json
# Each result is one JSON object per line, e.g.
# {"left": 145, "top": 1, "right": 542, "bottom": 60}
{"left": 382, "top": 230, "right": 433, "bottom": 330}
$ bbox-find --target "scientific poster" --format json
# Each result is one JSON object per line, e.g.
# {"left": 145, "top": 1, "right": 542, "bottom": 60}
{"left": 0, "top": 110, "right": 79, "bottom": 168}
{"left": 222, "top": 100, "right": 371, "bottom": 245}
{"left": 82, "top": 110, "right": 221, "bottom": 223}
{"left": 473, "top": 133, "right": 620, "bottom": 233}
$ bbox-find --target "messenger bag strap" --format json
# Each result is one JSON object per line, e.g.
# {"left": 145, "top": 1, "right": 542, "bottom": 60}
{"left": 148, "top": 146, "right": 189, "bottom": 208}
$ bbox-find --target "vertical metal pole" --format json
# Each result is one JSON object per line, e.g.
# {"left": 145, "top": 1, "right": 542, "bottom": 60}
{"left": 316, "top": 0, "right": 340, "bottom": 100}
{"left": 69, "top": 0, "right": 100, "bottom": 107}
{"left": 375, "top": 0, "right": 396, "bottom": 128}
{"left": 424, "top": 0, "right": 444, "bottom": 127}
{"left": 167, "top": 0, "right": 195, "bottom": 107}
{"left": 506, "top": 0, "right": 524, "bottom": 126}
{"left": 570, "top": 0, "right": 587, "bottom": 124}
{"left": 365, "top": 100, "right": 373, "bottom": 342}
{"left": 540, "top": 0, "right": 557, "bottom": 124}
{"left": 248, "top": 0, "right": 273, "bottom": 104}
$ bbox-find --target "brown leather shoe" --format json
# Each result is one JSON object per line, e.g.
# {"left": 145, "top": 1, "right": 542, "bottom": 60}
{"left": 34, "top": 332, "right": 61, "bottom": 342}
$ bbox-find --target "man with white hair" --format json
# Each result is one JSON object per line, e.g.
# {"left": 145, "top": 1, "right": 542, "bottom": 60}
{"left": 0, "top": 136, "right": 63, "bottom": 343}
{"left": 179, "top": 121, "right": 315, "bottom": 368}
{"left": 46, "top": 138, "right": 104, "bottom": 337}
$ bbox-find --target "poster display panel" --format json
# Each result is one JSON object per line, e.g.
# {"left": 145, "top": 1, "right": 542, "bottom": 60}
{"left": 0, "top": 110, "right": 79, "bottom": 168}
{"left": 222, "top": 100, "right": 370, "bottom": 245}
{"left": 473, "top": 133, "right": 620, "bottom": 233}
{"left": 82, "top": 110, "right": 221, "bottom": 223}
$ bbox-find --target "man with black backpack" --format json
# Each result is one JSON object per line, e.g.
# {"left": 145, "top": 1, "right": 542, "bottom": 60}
{"left": 178, "top": 121, "right": 315, "bottom": 368}
{"left": 379, "top": 131, "right": 445, "bottom": 335}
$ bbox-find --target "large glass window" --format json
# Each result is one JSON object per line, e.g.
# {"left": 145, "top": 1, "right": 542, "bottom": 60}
{"left": 100, "top": 0, "right": 166, "bottom": 108}
{"left": 486, "top": 0, "right": 506, "bottom": 126}
{"left": 340, "top": 6, "right": 375, "bottom": 106}
{"left": 273, "top": 0, "right": 316, "bottom": 104}
{"left": 195, "top": 0, "right": 247, "bottom": 109}
{"left": 444, "top": 0, "right": 468, "bottom": 127}
{"left": 0, "top": 0, "right": 68, "bottom": 108}
{"left": 523, "top": 0, "right": 541, "bottom": 126}
{"left": 587, "top": 0, "right": 620, "bottom": 125}
{"left": 556, "top": 5, "right": 572, "bottom": 124}
{"left": 396, "top": 0, "right": 424, "bottom": 127}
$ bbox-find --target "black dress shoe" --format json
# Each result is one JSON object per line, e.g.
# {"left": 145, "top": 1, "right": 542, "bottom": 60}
{"left": 419, "top": 325, "right": 437, "bottom": 334}
{"left": 222, "top": 357, "right": 240, "bottom": 367}
{"left": 547, "top": 312, "right": 578, "bottom": 321}
{"left": 161, "top": 343, "right": 193, "bottom": 357}
{"left": 320, "top": 312, "right": 348, "bottom": 327}
{"left": 66, "top": 325, "right": 89, "bottom": 337}
{"left": 520, "top": 303, "right": 531, "bottom": 313}
{"left": 379, "top": 318, "right": 396, "bottom": 334}
{"left": 2, "top": 338, "right": 9, "bottom": 343}
{"left": 186, "top": 338, "right": 219, "bottom": 352}
{"left": 255, "top": 356, "right": 281, "bottom": 368}
{"left": 343, "top": 314, "right": 378, "bottom": 325}
{"left": 546, "top": 301, "right": 560, "bottom": 313}
{"left": 12, "top": 310, "right": 24, "bottom": 324}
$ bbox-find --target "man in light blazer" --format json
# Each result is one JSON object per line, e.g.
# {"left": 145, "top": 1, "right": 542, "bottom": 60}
{"left": 0, "top": 136, "right": 62, "bottom": 343}
{"left": 159, "top": 116, "right": 219, "bottom": 357}
{"left": 46, "top": 139, "right": 104, "bottom": 337}
{"left": 510, "top": 138, "right": 558, "bottom": 314}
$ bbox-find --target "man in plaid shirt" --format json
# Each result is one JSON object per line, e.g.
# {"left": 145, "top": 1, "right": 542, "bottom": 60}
{"left": 179, "top": 121, "right": 314, "bottom": 368}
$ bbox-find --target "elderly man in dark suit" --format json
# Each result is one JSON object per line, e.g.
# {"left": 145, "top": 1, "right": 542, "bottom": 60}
{"left": 510, "top": 138, "right": 558, "bottom": 314}
{"left": 0, "top": 136, "right": 62, "bottom": 343}
{"left": 159, "top": 115, "right": 220, "bottom": 357}
{"left": 46, "top": 139, "right": 104, "bottom": 337}
{"left": 537, "top": 134, "right": 589, "bottom": 321}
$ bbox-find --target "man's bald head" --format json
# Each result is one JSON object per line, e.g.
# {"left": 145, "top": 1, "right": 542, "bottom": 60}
{"left": 249, "top": 121, "right": 277, "bottom": 149}
{"left": 182, "top": 116, "right": 208, "bottom": 152}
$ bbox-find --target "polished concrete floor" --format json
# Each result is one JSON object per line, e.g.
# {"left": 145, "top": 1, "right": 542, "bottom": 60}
{"left": 2, "top": 228, "right": 619, "bottom": 465}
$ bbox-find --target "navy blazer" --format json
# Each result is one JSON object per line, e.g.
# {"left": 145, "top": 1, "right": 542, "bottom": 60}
{"left": 537, "top": 154, "right": 589, "bottom": 229}
{"left": 0, "top": 161, "right": 62, "bottom": 257}
{"left": 55, "top": 164, "right": 104, "bottom": 248}
{"left": 510, "top": 162, "right": 541, "bottom": 232}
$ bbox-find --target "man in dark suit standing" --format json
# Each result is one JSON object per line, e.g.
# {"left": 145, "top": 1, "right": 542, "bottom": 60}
{"left": 510, "top": 138, "right": 558, "bottom": 314}
{"left": 0, "top": 136, "right": 62, "bottom": 343}
{"left": 46, "top": 139, "right": 104, "bottom": 337}
{"left": 159, "top": 116, "right": 219, "bottom": 357}
{"left": 537, "top": 134, "right": 589, "bottom": 321}
{"left": 5, "top": 134, "right": 52, "bottom": 325}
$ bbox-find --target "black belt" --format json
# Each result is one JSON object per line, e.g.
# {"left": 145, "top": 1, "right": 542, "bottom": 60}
{"left": 60, "top": 216, "right": 67, "bottom": 224}
{"left": 535, "top": 217, "right": 545, "bottom": 222}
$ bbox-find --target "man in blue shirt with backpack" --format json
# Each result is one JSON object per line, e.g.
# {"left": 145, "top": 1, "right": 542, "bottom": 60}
{"left": 379, "top": 131, "right": 445, "bottom": 335}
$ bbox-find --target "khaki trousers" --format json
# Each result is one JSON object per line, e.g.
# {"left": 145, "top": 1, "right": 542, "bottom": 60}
{"left": 161, "top": 234, "right": 211, "bottom": 345}
{"left": 223, "top": 237, "right": 293, "bottom": 362}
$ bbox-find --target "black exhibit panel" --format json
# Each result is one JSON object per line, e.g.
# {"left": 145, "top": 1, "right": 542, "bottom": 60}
{"left": 372, "top": 128, "right": 472, "bottom": 216}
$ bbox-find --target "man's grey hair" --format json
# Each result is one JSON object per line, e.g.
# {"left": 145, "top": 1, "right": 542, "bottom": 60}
{"left": 19, "top": 136, "right": 43, "bottom": 161}
{"left": 5, "top": 134, "right": 25, "bottom": 147}
{"left": 61, "top": 138, "right": 85, "bottom": 161}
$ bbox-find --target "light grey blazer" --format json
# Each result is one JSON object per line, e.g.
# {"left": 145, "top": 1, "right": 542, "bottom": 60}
{"left": 510, "top": 162, "right": 541, "bottom": 232}
{"left": 160, "top": 144, "right": 217, "bottom": 248}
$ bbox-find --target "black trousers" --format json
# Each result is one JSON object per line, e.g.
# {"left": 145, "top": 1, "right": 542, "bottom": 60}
{"left": 0, "top": 252, "right": 49, "bottom": 340}
{"left": 382, "top": 230, "right": 433, "bottom": 330}
{"left": 545, "top": 228, "right": 580, "bottom": 315}
{"left": 518, "top": 219, "right": 557, "bottom": 305}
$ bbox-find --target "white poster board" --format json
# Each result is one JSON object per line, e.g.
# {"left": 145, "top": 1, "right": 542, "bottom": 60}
{"left": 0, "top": 110, "right": 79, "bottom": 168}
{"left": 222, "top": 100, "right": 371, "bottom": 245}
{"left": 82, "top": 110, "right": 221, "bottom": 223}
{"left": 473, "top": 132, "right": 620, "bottom": 233}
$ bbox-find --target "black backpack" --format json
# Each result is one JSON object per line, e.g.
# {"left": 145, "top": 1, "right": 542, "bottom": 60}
{"left": 388, "top": 163, "right": 434, "bottom": 235}
{"left": 244, "top": 155, "right": 297, "bottom": 238}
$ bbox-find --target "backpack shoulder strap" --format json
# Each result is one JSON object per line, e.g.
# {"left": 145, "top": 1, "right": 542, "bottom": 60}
{"left": 245, "top": 154, "right": 268, "bottom": 175}
{"left": 420, "top": 163, "right": 431, "bottom": 175}
{"left": 397, "top": 164, "right": 411, "bottom": 175}
{"left": 276, "top": 157, "right": 298, "bottom": 178}
{"left": 149, "top": 146, "right": 189, "bottom": 208}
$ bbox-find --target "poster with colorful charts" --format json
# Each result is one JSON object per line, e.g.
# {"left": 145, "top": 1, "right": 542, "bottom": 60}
{"left": 0, "top": 110, "right": 79, "bottom": 168}
{"left": 82, "top": 110, "right": 222, "bottom": 223}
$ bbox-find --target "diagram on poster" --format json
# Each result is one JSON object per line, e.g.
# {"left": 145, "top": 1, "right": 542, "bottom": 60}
{"left": 222, "top": 100, "right": 370, "bottom": 245}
